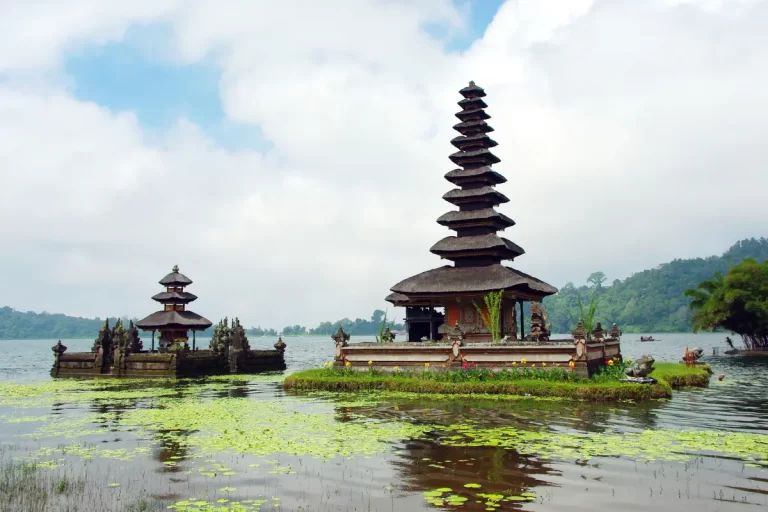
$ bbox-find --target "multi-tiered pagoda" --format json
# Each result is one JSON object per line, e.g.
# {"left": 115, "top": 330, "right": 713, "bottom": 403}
{"left": 386, "top": 82, "right": 557, "bottom": 342}
{"left": 136, "top": 265, "right": 213, "bottom": 351}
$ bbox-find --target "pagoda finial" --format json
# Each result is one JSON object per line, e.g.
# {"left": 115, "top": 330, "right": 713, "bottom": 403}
{"left": 172, "top": 264, "right": 179, "bottom": 273}
{"left": 469, "top": 80, "right": 475, "bottom": 86}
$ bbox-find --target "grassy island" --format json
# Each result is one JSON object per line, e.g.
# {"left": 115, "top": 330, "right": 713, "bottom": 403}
{"left": 283, "top": 362, "right": 713, "bottom": 401}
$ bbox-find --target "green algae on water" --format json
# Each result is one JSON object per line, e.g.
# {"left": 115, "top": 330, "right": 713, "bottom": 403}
{"left": 439, "top": 421, "right": 768, "bottom": 466}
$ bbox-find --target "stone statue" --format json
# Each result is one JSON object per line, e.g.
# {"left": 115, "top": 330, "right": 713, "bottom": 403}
{"left": 571, "top": 320, "right": 587, "bottom": 341}
{"left": 625, "top": 353, "right": 655, "bottom": 377}
{"left": 529, "top": 302, "right": 550, "bottom": 341}
{"left": 332, "top": 325, "right": 350, "bottom": 345}
{"left": 274, "top": 336, "right": 286, "bottom": 353}
{"left": 92, "top": 318, "right": 112, "bottom": 352}
{"left": 111, "top": 319, "right": 128, "bottom": 372}
{"left": 445, "top": 322, "right": 464, "bottom": 345}
{"left": 229, "top": 318, "right": 250, "bottom": 372}
{"left": 92, "top": 319, "right": 112, "bottom": 372}
{"left": 127, "top": 320, "right": 143, "bottom": 353}
{"left": 230, "top": 318, "right": 248, "bottom": 351}
{"left": 332, "top": 326, "right": 350, "bottom": 361}
{"left": 592, "top": 322, "right": 604, "bottom": 341}
{"left": 51, "top": 340, "right": 67, "bottom": 363}
{"left": 112, "top": 319, "right": 127, "bottom": 350}
{"left": 608, "top": 323, "right": 622, "bottom": 340}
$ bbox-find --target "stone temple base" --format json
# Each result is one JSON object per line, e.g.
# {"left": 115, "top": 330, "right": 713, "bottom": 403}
{"left": 334, "top": 338, "right": 621, "bottom": 378}
{"left": 51, "top": 348, "right": 286, "bottom": 378}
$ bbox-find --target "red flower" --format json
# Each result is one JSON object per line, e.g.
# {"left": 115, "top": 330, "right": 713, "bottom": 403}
{"left": 462, "top": 362, "right": 468, "bottom": 369}
{"left": 471, "top": 362, "right": 476, "bottom": 367}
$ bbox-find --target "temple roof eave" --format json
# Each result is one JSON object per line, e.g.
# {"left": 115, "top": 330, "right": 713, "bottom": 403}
{"left": 389, "top": 264, "right": 558, "bottom": 298}
{"left": 151, "top": 291, "right": 198, "bottom": 303}
{"left": 429, "top": 234, "right": 524, "bottom": 257}
{"left": 135, "top": 310, "right": 213, "bottom": 331}
{"left": 159, "top": 272, "right": 193, "bottom": 286}
{"left": 436, "top": 208, "right": 516, "bottom": 228}
{"left": 442, "top": 186, "right": 509, "bottom": 206}
{"left": 444, "top": 167, "right": 507, "bottom": 186}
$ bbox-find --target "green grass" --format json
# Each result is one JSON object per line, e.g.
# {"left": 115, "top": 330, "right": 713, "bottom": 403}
{"left": 283, "top": 363, "right": 712, "bottom": 402}
{"left": 649, "top": 362, "right": 713, "bottom": 388}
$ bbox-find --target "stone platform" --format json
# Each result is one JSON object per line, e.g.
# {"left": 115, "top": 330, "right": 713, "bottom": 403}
{"left": 51, "top": 342, "right": 286, "bottom": 378}
{"left": 332, "top": 322, "right": 622, "bottom": 378}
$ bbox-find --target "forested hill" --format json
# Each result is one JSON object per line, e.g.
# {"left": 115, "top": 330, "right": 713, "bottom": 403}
{"left": 543, "top": 238, "right": 768, "bottom": 334}
{"left": 0, "top": 307, "right": 126, "bottom": 340}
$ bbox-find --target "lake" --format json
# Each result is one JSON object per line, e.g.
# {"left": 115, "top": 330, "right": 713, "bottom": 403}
{"left": 0, "top": 333, "right": 766, "bottom": 511}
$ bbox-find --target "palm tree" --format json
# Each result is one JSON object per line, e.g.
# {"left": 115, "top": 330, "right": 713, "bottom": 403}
{"left": 685, "top": 259, "right": 768, "bottom": 349}
{"left": 684, "top": 272, "right": 726, "bottom": 333}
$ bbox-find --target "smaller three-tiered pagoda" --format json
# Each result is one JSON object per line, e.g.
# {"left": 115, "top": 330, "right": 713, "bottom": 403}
{"left": 52, "top": 264, "right": 288, "bottom": 377}
{"left": 136, "top": 265, "right": 213, "bottom": 351}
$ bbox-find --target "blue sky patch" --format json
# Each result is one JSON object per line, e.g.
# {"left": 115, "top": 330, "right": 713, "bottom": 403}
{"left": 63, "top": 1, "right": 505, "bottom": 150}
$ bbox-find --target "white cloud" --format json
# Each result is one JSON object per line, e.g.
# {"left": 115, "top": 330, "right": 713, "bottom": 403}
{"left": 0, "top": 0, "right": 767, "bottom": 329}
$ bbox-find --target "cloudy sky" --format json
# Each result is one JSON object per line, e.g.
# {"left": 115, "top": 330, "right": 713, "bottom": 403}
{"left": 1, "top": 0, "right": 766, "bottom": 329}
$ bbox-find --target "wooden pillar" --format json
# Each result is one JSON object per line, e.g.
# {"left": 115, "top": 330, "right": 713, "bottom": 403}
{"left": 519, "top": 300, "right": 525, "bottom": 339}
{"left": 192, "top": 330, "right": 196, "bottom": 351}
{"left": 151, "top": 330, "right": 155, "bottom": 352}
{"left": 429, "top": 307, "right": 435, "bottom": 341}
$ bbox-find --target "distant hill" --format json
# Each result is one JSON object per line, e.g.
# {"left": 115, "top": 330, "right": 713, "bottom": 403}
{"left": 543, "top": 237, "right": 768, "bottom": 334}
{"left": 0, "top": 307, "right": 126, "bottom": 340}
{"left": 2, "top": 238, "right": 767, "bottom": 339}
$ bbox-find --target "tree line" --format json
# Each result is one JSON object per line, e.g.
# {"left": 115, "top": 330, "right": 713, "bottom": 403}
{"left": 0, "top": 306, "right": 405, "bottom": 340}
{"left": 263, "top": 309, "right": 405, "bottom": 336}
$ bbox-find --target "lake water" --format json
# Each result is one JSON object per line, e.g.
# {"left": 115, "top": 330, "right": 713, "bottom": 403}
{"left": 0, "top": 333, "right": 766, "bottom": 511}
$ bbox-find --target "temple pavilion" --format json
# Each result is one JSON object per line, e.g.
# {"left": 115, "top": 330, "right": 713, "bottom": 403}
{"left": 136, "top": 265, "right": 213, "bottom": 351}
{"left": 386, "top": 82, "right": 558, "bottom": 342}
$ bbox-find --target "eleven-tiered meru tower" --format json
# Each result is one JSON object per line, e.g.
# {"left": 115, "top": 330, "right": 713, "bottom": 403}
{"left": 386, "top": 82, "right": 557, "bottom": 342}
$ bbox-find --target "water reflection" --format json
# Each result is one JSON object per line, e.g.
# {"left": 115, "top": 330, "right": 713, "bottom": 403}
{"left": 394, "top": 437, "right": 554, "bottom": 496}
{"left": 153, "top": 428, "right": 192, "bottom": 474}
{"left": 327, "top": 393, "right": 668, "bottom": 435}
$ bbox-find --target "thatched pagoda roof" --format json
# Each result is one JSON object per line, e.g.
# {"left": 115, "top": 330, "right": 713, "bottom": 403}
{"left": 159, "top": 265, "right": 193, "bottom": 287}
{"left": 459, "top": 82, "right": 487, "bottom": 97}
{"left": 458, "top": 96, "right": 488, "bottom": 109}
{"left": 384, "top": 292, "right": 434, "bottom": 307}
{"left": 389, "top": 264, "right": 557, "bottom": 298}
{"left": 151, "top": 291, "right": 198, "bottom": 303}
{"left": 448, "top": 148, "right": 501, "bottom": 166}
{"left": 436, "top": 208, "right": 515, "bottom": 229}
{"left": 450, "top": 133, "right": 498, "bottom": 150}
{"left": 452, "top": 119, "right": 494, "bottom": 134}
{"left": 135, "top": 310, "right": 212, "bottom": 331}
{"left": 442, "top": 186, "right": 509, "bottom": 206}
{"left": 430, "top": 234, "right": 524, "bottom": 259}
{"left": 444, "top": 167, "right": 506, "bottom": 186}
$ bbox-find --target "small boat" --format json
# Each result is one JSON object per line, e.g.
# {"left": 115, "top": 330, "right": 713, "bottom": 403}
{"left": 639, "top": 336, "right": 659, "bottom": 342}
